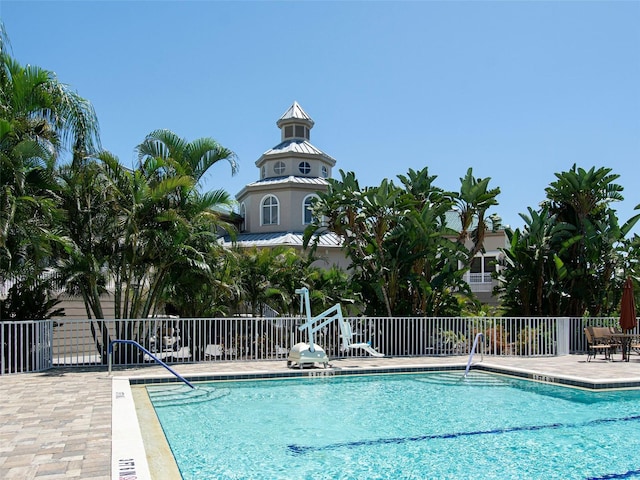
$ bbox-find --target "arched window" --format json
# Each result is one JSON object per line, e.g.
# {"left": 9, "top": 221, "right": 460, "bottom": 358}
{"left": 239, "top": 203, "right": 246, "bottom": 232}
{"left": 303, "top": 195, "right": 317, "bottom": 225}
{"left": 261, "top": 195, "right": 279, "bottom": 225}
{"left": 321, "top": 165, "right": 329, "bottom": 178}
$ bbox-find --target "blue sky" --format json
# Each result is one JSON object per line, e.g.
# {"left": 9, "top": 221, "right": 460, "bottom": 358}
{"left": 2, "top": 1, "right": 639, "bottom": 233}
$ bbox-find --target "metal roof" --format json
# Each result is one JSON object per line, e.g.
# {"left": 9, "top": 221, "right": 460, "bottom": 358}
{"left": 261, "top": 139, "right": 335, "bottom": 162}
{"left": 445, "top": 210, "right": 463, "bottom": 231}
{"left": 444, "top": 210, "right": 489, "bottom": 232}
{"left": 277, "top": 101, "right": 314, "bottom": 124}
{"left": 244, "top": 175, "right": 329, "bottom": 188}
{"left": 220, "top": 231, "right": 342, "bottom": 248}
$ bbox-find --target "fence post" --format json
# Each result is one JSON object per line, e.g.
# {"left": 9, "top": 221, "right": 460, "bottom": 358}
{"left": 556, "top": 317, "right": 570, "bottom": 355}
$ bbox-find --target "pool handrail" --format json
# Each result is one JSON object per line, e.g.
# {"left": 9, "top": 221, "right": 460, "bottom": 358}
{"left": 108, "top": 339, "right": 195, "bottom": 389}
{"left": 464, "top": 333, "right": 484, "bottom": 378}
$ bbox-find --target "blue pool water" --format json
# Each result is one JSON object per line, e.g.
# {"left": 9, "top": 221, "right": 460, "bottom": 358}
{"left": 146, "top": 372, "right": 640, "bottom": 479}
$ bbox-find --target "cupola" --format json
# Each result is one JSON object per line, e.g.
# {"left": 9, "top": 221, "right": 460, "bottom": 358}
{"left": 277, "top": 101, "right": 314, "bottom": 142}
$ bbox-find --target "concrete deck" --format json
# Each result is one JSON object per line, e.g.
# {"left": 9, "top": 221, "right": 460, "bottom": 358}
{"left": 1, "top": 353, "right": 640, "bottom": 479}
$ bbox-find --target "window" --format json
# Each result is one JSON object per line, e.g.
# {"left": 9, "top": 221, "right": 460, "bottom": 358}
{"left": 261, "top": 195, "right": 279, "bottom": 225}
{"left": 240, "top": 203, "right": 246, "bottom": 232}
{"left": 298, "top": 161, "right": 311, "bottom": 174}
{"left": 321, "top": 165, "right": 328, "bottom": 178}
{"left": 284, "top": 124, "right": 309, "bottom": 140}
{"left": 470, "top": 257, "right": 482, "bottom": 273}
{"left": 284, "top": 126, "right": 293, "bottom": 138}
{"left": 303, "top": 195, "right": 317, "bottom": 225}
{"left": 274, "top": 161, "right": 285, "bottom": 175}
{"left": 484, "top": 256, "right": 496, "bottom": 273}
{"left": 261, "top": 166, "right": 266, "bottom": 179}
{"left": 469, "top": 255, "right": 496, "bottom": 283}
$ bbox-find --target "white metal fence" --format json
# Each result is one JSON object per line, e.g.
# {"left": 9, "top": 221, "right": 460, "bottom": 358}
{"left": 1, "top": 316, "right": 636, "bottom": 374}
{"left": 1, "top": 320, "right": 53, "bottom": 374}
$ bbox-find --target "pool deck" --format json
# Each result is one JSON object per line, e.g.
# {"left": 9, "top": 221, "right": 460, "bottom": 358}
{"left": 2, "top": 353, "right": 640, "bottom": 479}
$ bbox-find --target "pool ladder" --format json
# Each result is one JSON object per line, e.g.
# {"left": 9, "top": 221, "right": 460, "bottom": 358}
{"left": 464, "top": 333, "right": 484, "bottom": 378}
{"left": 108, "top": 339, "right": 195, "bottom": 389}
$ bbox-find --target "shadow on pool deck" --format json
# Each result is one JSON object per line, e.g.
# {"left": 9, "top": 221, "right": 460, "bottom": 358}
{"left": 2, "top": 354, "right": 640, "bottom": 479}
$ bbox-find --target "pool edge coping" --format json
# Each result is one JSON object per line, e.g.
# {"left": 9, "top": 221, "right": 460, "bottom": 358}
{"left": 124, "top": 361, "right": 640, "bottom": 391}
{"left": 111, "top": 377, "right": 153, "bottom": 480}
{"left": 112, "top": 361, "right": 640, "bottom": 480}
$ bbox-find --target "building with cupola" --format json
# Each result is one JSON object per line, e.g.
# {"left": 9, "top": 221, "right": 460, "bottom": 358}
{"left": 224, "top": 101, "right": 506, "bottom": 305}
{"left": 222, "top": 102, "right": 348, "bottom": 269}
{"left": 46, "top": 102, "right": 506, "bottom": 320}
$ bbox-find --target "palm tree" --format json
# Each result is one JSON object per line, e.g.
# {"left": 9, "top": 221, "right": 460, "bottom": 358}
{"left": 56, "top": 131, "right": 238, "bottom": 362}
{"left": 164, "top": 247, "right": 241, "bottom": 318}
{"left": 306, "top": 167, "right": 477, "bottom": 316}
{"left": 453, "top": 167, "right": 501, "bottom": 261}
{"left": 117, "top": 129, "right": 237, "bottom": 319}
{"left": 136, "top": 129, "right": 237, "bottom": 192}
{"left": 400, "top": 196, "right": 469, "bottom": 316}
{"left": 496, "top": 207, "right": 576, "bottom": 315}
{"left": 306, "top": 265, "right": 358, "bottom": 314}
{"left": 236, "top": 246, "right": 287, "bottom": 316}
{"left": 395, "top": 166, "right": 465, "bottom": 315}
{"left": 58, "top": 130, "right": 238, "bottom": 319}
{"left": 544, "top": 165, "right": 624, "bottom": 226}
{"left": 0, "top": 23, "right": 99, "bottom": 319}
{"left": 542, "top": 165, "right": 637, "bottom": 315}
{"left": 308, "top": 172, "right": 408, "bottom": 316}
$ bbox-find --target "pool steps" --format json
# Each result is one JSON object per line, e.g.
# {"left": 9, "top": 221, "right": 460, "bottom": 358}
{"left": 413, "top": 372, "right": 509, "bottom": 387}
{"left": 146, "top": 372, "right": 507, "bottom": 409}
{"left": 146, "top": 385, "right": 230, "bottom": 408}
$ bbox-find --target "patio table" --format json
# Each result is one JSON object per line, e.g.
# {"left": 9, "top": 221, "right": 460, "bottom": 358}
{"left": 610, "top": 333, "right": 640, "bottom": 362}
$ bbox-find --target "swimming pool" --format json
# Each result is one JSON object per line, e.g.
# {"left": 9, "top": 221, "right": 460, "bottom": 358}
{"left": 146, "top": 372, "right": 640, "bottom": 479}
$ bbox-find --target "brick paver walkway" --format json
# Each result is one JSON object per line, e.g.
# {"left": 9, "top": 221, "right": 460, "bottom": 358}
{"left": 1, "top": 368, "right": 112, "bottom": 479}
{"left": 2, "top": 354, "right": 640, "bottom": 479}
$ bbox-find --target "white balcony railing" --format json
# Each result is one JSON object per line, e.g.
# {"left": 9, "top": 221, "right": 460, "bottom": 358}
{"left": 466, "top": 272, "right": 493, "bottom": 284}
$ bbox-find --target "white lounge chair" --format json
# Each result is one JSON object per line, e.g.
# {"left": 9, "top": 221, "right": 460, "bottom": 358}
{"left": 171, "top": 346, "right": 191, "bottom": 360}
{"left": 339, "top": 319, "right": 384, "bottom": 357}
{"left": 143, "top": 347, "right": 191, "bottom": 362}
{"left": 274, "top": 345, "right": 288, "bottom": 356}
{"left": 204, "top": 344, "right": 224, "bottom": 359}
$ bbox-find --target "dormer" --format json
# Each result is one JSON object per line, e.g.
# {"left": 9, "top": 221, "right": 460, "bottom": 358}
{"left": 277, "top": 101, "right": 314, "bottom": 142}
